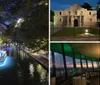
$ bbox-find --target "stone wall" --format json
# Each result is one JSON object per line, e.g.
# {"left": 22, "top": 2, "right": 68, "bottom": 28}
{"left": 54, "top": 4, "right": 97, "bottom": 27}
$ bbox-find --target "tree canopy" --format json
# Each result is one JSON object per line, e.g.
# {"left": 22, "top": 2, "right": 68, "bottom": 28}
{"left": 50, "top": 10, "right": 54, "bottom": 22}
{"left": 81, "top": 2, "right": 92, "bottom": 10}
{"left": 0, "top": 0, "right": 48, "bottom": 50}
{"left": 97, "top": 0, "right": 100, "bottom": 19}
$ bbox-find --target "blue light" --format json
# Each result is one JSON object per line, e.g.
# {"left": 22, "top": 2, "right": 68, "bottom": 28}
{"left": 0, "top": 56, "right": 14, "bottom": 70}
{"left": 0, "top": 57, "right": 8, "bottom": 67}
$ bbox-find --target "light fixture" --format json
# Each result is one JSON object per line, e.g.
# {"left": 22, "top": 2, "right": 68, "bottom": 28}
{"left": 85, "top": 29, "right": 88, "bottom": 33}
{"left": 15, "top": 18, "right": 24, "bottom": 28}
{"left": 45, "top": 2, "right": 48, "bottom": 5}
{"left": 84, "top": 29, "right": 89, "bottom": 36}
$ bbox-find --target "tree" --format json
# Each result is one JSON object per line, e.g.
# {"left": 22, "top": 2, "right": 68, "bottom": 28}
{"left": 50, "top": 10, "right": 54, "bottom": 22}
{"left": 81, "top": 2, "right": 92, "bottom": 10}
{"left": 97, "top": 0, "right": 100, "bottom": 27}
{"left": 97, "top": 0, "right": 100, "bottom": 19}
{"left": 0, "top": 0, "right": 48, "bottom": 50}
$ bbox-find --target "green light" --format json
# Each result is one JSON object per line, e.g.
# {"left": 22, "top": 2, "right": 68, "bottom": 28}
{"left": 50, "top": 43, "right": 99, "bottom": 61}
{"left": 51, "top": 43, "right": 62, "bottom": 53}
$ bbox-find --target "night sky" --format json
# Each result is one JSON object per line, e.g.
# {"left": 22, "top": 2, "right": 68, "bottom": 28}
{"left": 50, "top": 0, "right": 99, "bottom": 11}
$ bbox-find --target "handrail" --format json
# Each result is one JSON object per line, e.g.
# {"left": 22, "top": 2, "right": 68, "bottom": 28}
{"left": 61, "top": 70, "right": 99, "bottom": 85}
{"left": 20, "top": 48, "right": 48, "bottom": 71}
{"left": 0, "top": 43, "right": 48, "bottom": 71}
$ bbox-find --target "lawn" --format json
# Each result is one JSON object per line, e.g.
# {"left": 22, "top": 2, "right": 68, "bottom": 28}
{"left": 51, "top": 27, "right": 100, "bottom": 37}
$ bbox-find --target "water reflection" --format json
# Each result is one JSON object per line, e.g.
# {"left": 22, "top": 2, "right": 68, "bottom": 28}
{"left": 17, "top": 68, "right": 24, "bottom": 82}
{"left": 0, "top": 48, "right": 48, "bottom": 85}
{"left": 29, "top": 63, "right": 35, "bottom": 78}
{"left": 0, "top": 56, "right": 15, "bottom": 70}
{"left": 37, "top": 64, "right": 47, "bottom": 82}
{"left": 18, "top": 50, "right": 48, "bottom": 85}
{"left": 19, "top": 50, "right": 24, "bottom": 60}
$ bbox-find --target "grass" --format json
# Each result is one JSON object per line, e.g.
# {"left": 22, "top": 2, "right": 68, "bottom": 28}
{"left": 51, "top": 27, "right": 100, "bottom": 37}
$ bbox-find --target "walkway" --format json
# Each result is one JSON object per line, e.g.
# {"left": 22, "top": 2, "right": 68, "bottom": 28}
{"left": 21, "top": 48, "right": 48, "bottom": 70}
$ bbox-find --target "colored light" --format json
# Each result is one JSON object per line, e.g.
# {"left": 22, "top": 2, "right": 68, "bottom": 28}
{"left": 0, "top": 57, "right": 7, "bottom": 67}
{"left": 0, "top": 56, "right": 14, "bottom": 70}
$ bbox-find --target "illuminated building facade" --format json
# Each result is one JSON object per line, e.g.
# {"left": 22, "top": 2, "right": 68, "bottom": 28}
{"left": 54, "top": 4, "right": 97, "bottom": 27}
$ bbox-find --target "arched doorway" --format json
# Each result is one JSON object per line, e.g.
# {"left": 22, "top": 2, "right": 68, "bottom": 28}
{"left": 74, "top": 19, "right": 78, "bottom": 27}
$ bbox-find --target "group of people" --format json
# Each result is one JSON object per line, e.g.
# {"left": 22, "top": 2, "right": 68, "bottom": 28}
{"left": 0, "top": 45, "right": 7, "bottom": 62}
{"left": 0, "top": 44, "right": 10, "bottom": 56}
{"left": 0, "top": 42, "right": 17, "bottom": 56}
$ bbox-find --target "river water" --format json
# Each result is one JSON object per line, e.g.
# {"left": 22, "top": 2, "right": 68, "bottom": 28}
{"left": 0, "top": 48, "right": 48, "bottom": 85}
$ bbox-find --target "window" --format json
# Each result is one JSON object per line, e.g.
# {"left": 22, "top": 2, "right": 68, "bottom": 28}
{"left": 54, "top": 52, "right": 66, "bottom": 84}
{"left": 93, "top": 61, "right": 98, "bottom": 70}
{"left": 54, "top": 52, "right": 64, "bottom": 69}
{"left": 66, "top": 56, "right": 74, "bottom": 76}
{"left": 76, "top": 59, "right": 81, "bottom": 68}
{"left": 75, "top": 59, "right": 81, "bottom": 73}
{"left": 82, "top": 60, "right": 87, "bottom": 72}
{"left": 88, "top": 60, "right": 92, "bottom": 71}
{"left": 60, "top": 12, "right": 61, "bottom": 15}
{"left": 82, "top": 60, "right": 87, "bottom": 68}
{"left": 89, "top": 12, "right": 91, "bottom": 15}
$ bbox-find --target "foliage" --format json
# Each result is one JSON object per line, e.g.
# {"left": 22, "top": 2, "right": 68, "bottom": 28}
{"left": 50, "top": 10, "right": 54, "bottom": 22}
{"left": 97, "top": 0, "right": 100, "bottom": 19}
{"left": 0, "top": 37, "right": 3, "bottom": 44}
{"left": 81, "top": 2, "right": 92, "bottom": 10}
{"left": 24, "top": 37, "right": 48, "bottom": 51}
{"left": 0, "top": 0, "right": 48, "bottom": 50}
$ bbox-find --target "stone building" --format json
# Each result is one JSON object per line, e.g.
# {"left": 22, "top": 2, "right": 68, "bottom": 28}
{"left": 54, "top": 4, "right": 97, "bottom": 27}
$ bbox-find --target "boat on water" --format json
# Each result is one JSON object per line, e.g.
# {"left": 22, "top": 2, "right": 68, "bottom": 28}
{"left": 0, "top": 50, "right": 7, "bottom": 62}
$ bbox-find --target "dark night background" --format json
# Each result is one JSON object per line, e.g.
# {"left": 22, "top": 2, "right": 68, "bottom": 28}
{"left": 0, "top": 0, "right": 48, "bottom": 50}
